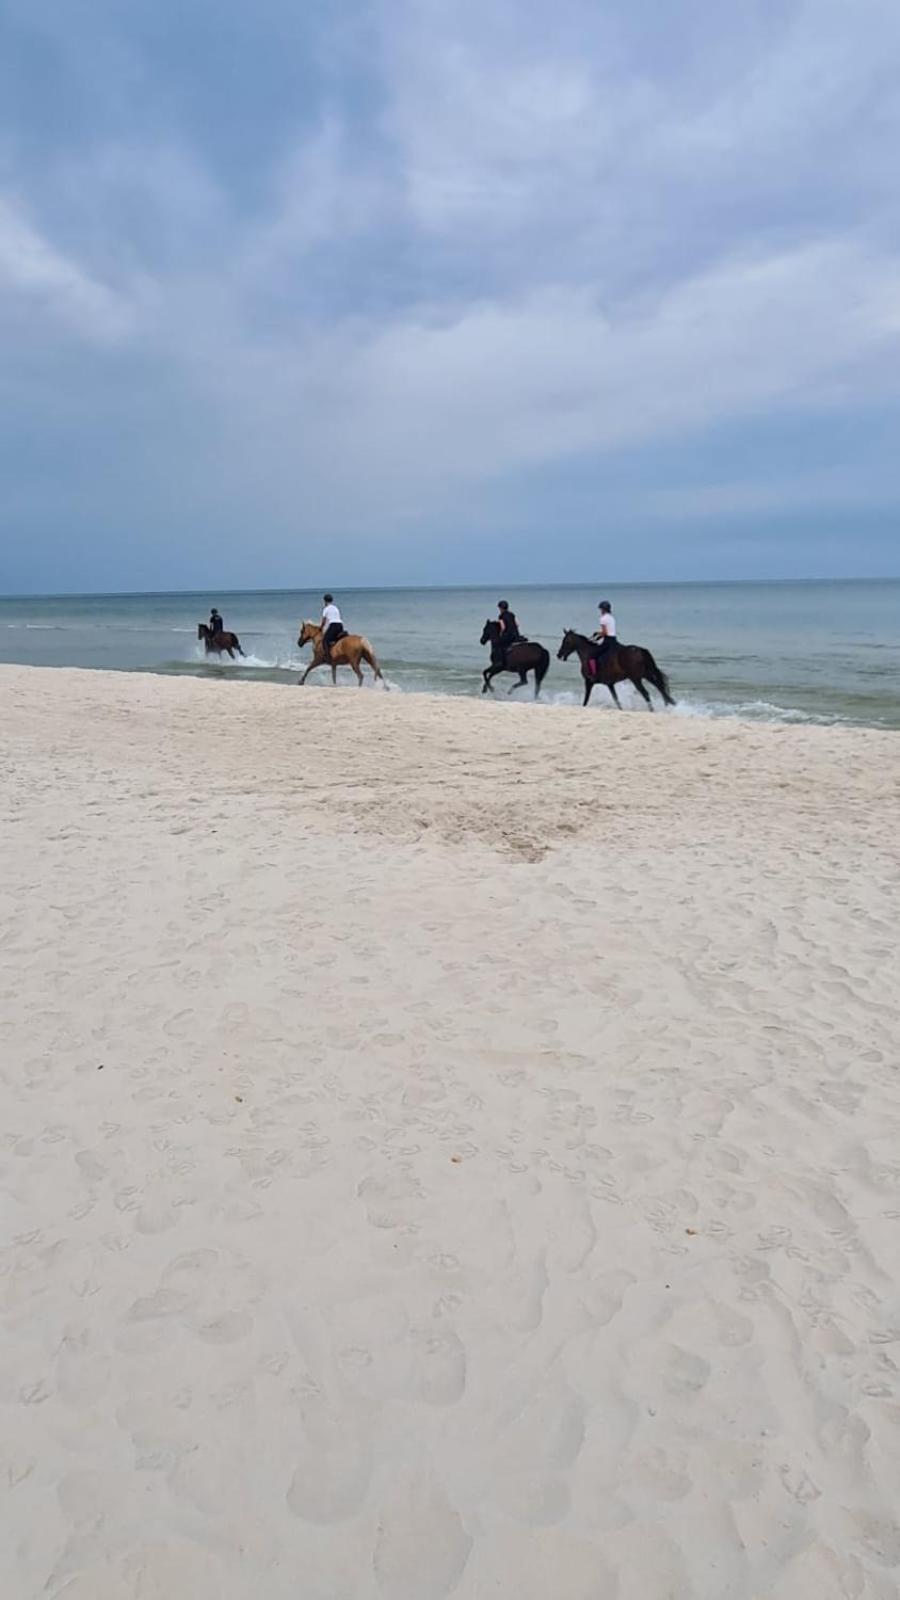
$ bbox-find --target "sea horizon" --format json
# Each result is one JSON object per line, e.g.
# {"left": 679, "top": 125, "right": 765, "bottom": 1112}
{"left": 2, "top": 573, "right": 897, "bottom": 602}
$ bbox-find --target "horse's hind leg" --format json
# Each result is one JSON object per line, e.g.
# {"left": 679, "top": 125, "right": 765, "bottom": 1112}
{"left": 607, "top": 683, "right": 621, "bottom": 708}
{"left": 630, "top": 678, "right": 653, "bottom": 711}
{"left": 353, "top": 660, "right": 364, "bottom": 686}
{"left": 507, "top": 672, "right": 528, "bottom": 695}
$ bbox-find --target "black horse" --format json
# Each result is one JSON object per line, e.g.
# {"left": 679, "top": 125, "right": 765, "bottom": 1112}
{"left": 480, "top": 621, "right": 550, "bottom": 698}
{"left": 557, "top": 629, "right": 675, "bottom": 710}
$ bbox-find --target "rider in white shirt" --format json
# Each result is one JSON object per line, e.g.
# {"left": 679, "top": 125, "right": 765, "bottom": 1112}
{"left": 321, "top": 594, "right": 344, "bottom": 660}
{"left": 592, "top": 601, "right": 617, "bottom": 661}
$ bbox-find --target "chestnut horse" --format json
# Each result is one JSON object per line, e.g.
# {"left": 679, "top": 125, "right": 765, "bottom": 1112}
{"left": 297, "top": 621, "right": 386, "bottom": 687}
{"left": 198, "top": 623, "right": 245, "bottom": 659}
{"left": 557, "top": 629, "right": 675, "bottom": 710}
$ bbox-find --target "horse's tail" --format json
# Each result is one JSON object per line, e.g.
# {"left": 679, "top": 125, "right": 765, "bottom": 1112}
{"left": 234, "top": 635, "right": 245, "bottom": 657}
{"left": 642, "top": 649, "right": 675, "bottom": 706}
{"left": 360, "top": 640, "right": 386, "bottom": 685}
{"left": 534, "top": 646, "right": 550, "bottom": 697}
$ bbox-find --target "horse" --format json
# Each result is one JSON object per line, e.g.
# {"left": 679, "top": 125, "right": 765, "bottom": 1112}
{"left": 297, "top": 621, "right": 386, "bottom": 687}
{"left": 557, "top": 629, "right": 675, "bottom": 710}
{"left": 480, "top": 621, "right": 550, "bottom": 698}
{"left": 198, "top": 623, "right": 245, "bottom": 659}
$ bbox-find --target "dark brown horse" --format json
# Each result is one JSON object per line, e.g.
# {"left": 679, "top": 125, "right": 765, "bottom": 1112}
{"left": 198, "top": 623, "right": 245, "bottom": 659}
{"left": 557, "top": 629, "right": 675, "bottom": 710}
{"left": 480, "top": 620, "right": 550, "bottom": 698}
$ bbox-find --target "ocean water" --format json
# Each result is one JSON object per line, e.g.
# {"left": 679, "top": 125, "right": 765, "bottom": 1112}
{"left": 0, "top": 581, "right": 897, "bottom": 729}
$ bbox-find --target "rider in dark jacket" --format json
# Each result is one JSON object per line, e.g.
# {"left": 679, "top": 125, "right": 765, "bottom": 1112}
{"left": 209, "top": 607, "right": 224, "bottom": 638}
{"left": 497, "top": 600, "right": 521, "bottom": 664}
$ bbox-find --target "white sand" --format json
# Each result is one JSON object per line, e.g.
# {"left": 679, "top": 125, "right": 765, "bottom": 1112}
{"left": 2, "top": 664, "right": 899, "bottom": 1600}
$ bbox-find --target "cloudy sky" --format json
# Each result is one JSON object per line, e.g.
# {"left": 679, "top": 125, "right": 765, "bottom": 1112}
{"left": 2, "top": 0, "right": 899, "bottom": 592}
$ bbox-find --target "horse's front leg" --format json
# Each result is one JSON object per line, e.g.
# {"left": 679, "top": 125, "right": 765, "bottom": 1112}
{"left": 299, "top": 660, "right": 318, "bottom": 685}
{"left": 582, "top": 677, "right": 594, "bottom": 707}
{"left": 608, "top": 684, "right": 622, "bottom": 709}
{"left": 482, "top": 668, "right": 495, "bottom": 694}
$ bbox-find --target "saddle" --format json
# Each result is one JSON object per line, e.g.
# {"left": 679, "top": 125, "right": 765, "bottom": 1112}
{"left": 494, "top": 636, "right": 527, "bottom": 664}
{"left": 587, "top": 639, "right": 621, "bottom": 675}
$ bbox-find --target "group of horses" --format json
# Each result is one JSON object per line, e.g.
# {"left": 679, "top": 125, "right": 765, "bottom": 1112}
{"left": 479, "top": 619, "right": 674, "bottom": 709}
{"left": 198, "top": 617, "right": 675, "bottom": 710}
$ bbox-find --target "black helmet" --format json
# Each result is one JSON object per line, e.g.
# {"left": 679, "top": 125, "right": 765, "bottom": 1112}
{"left": 498, "top": 599, "right": 509, "bottom": 611}
{"left": 323, "top": 593, "right": 334, "bottom": 603}
{"left": 599, "top": 600, "right": 611, "bottom": 612}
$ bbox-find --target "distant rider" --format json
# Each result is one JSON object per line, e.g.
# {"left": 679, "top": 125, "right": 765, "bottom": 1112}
{"left": 497, "top": 599, "right": 521, "bottom": 665}
{"left": 209, "top": 607, "right": 224, "bottom": 638}
{"left": 321, "top": 594, "right": 345, "bottom": 661}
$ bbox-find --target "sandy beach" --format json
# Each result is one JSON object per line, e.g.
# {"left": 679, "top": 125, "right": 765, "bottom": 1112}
{"left": 2, "top": 664, "right": 899, "bottom": 1600}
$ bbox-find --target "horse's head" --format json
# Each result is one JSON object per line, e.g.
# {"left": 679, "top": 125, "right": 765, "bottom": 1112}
{"left": 197, "top": 623, "right": 207, "bottom": 640}
{"left": 297, "top": 620, "right": 320, "bottom": 649}
{"left": 557, "top": 629, "right": 578, "bottom": 661}
{"left": 480, "top": 619, "right": 498, "bottom": 646}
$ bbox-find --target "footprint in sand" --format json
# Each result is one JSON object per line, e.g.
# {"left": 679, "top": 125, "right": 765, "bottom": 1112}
{"left": 843, "top": 1509, "right": 900, "bottom": 1568}
{"left": 357, "top": 1172, "right": 423, "bottom": 1230}
{"left": 286, "top": 1403, "right": 371, "bottom": 1524}
{"left": 503, "top": 1254, "right": 548, "bottom": 1333}
{"left": 474, "top": 1528, "right": 617, "bottom": 1600}
{"left": 552, "top": 1196, "right": 597, "bottom": 1273}
{"left": 663, "top": 1344, "right": 712, "bottom": 1395}
{"left": 55, "top": 1324, "right": 110, "bottom": 1407}
{"left": 580, "top": 1269, "right": 635, "bottom": 1328}
{"left": 410, "top": 1326, "right": 467, "bottom": 1405}
{"left": 372, "top": 1473, "right": 471, "bottom": 1599}
{"left": 489, "top": 1377, "right": 586, "bottom": 1526}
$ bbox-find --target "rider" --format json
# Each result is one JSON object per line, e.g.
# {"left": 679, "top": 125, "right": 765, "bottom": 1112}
{"left": 321, "top": 593, "right": 345, "bottom": 661}
{"left": 497, "top": 600, "right": 521, "bottom": 665}
{"left": 592, "top": 600, "right": 617, "bottom": 664}
{"left": 209, "top": 607, "right": 224, "bottom": 638}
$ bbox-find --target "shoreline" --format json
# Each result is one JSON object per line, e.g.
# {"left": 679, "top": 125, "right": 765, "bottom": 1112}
{"left": 3, "top": 657, "right": 898, "bottom": 733}
{"left": 2, "top": 664, "right": 899, "bottom": 1597}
